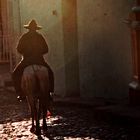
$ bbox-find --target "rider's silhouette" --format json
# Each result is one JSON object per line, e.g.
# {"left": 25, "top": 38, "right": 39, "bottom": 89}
{"left": 12, "top": 19, "right": 54, "bottom": 101}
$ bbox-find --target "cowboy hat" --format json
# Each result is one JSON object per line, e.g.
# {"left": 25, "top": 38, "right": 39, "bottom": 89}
{"left": 24, "top": 19, "right": 42, "bottom": 30}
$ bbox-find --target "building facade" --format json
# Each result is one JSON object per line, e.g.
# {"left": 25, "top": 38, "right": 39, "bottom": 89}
{"left": 0, "top": 0, "right": 133, "bottom": 99}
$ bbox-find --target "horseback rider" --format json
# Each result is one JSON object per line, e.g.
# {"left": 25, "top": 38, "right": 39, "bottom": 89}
{"left": 12, "top": 19, "right": 54, "bottom": 101}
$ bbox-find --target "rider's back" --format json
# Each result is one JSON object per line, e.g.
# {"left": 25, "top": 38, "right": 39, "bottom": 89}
{"left": 17, "top": 31, "right": 48, "bottom": 64}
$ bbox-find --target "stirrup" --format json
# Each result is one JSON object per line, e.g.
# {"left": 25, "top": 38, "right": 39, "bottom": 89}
{"left": 17, "top": 95, "right": 26, "bottom": 102}
{"left": 50, "top": 92, "right": 54, "bottom": 101}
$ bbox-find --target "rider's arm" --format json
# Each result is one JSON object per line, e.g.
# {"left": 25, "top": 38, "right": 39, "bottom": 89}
{"left": 17, "top": 36, "right": 24, "bottom": 54}
{"left": 40, "top": 35, "right": 48, "bottom": 54}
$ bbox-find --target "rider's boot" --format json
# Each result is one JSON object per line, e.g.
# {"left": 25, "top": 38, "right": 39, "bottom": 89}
{"left": 16, "top": 85, "right": 26, "bottom": 101}
{"left": 17, "top": 92, "right": 26, "bottom": 102}
{"left": 48, "top": 92, "right": 54, "bottom": 115}
{"left": 13, "top": 76, "right": 26, "bottom": 101}
{"left": 49, "top": 92, "right": 54, "bottom": 102}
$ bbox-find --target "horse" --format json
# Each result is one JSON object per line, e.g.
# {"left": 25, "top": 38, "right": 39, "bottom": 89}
{"left": 21, "top": 64, "right": 51, "bottom": 135}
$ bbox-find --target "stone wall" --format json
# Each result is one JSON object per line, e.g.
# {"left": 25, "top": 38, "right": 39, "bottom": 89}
{"left": 77, "top": 0, "right": 133, "bottom": 98}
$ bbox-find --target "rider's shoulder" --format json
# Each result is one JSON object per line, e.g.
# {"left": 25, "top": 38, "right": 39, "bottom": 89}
{"left": 18, "top": 33, "right": 27, "bottom": 41}
{"left": 20, "top": 32, "right": 29, "bottom": 38}
{"left": 36, "top": 32, "right": 43, "bottom": 36}
{"left": 20, "top": 32, "right": 44, "bottom": 39}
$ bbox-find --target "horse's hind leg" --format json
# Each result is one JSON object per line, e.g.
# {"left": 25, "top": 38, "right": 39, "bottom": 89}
{"left": 35, "top": 99, "right": 41, "bottom": 135}
{"left": 29, "top": 102, "right": 36, "bottom": 133}
{"left": 30, "top": 109, "right": 35, "bottom": 133}
{"left": 30, "top": 100, "right": 41, "bottom": 135}
{"left": 26, "top": 97, "right": 36, "bottom": 133}
{"left": 42, "top": 104, "right": 48, "bottom": 131}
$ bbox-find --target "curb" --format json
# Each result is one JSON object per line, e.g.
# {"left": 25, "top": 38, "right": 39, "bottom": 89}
{"left": 53, "top": 98, "right": 140, "bottom": 126}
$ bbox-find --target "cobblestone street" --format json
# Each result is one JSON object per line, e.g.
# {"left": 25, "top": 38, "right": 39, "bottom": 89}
{"left": 0, "top": 89, "right": 140, "bottom": 140}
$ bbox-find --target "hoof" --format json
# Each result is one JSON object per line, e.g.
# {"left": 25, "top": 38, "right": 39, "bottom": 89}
{"left": 43, "top": 124, "right": 48, "bottom": 132}
{"left": 35, "top": 128, "right": 41, "bottom": 135}
{"left": 30, "top": 126, "right": 35, "bottom": 133}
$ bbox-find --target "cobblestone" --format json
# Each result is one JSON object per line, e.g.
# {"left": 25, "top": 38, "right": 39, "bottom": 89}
{"left": 0, "top": 91, "right": 140, "bottom": 139}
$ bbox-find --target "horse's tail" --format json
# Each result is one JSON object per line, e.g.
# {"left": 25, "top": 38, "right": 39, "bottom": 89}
{"left": 35, "top": 68, "right": 49, "bottom": 96}
{"left": 21, "top": 73, "right": 35, "bottom": 97}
